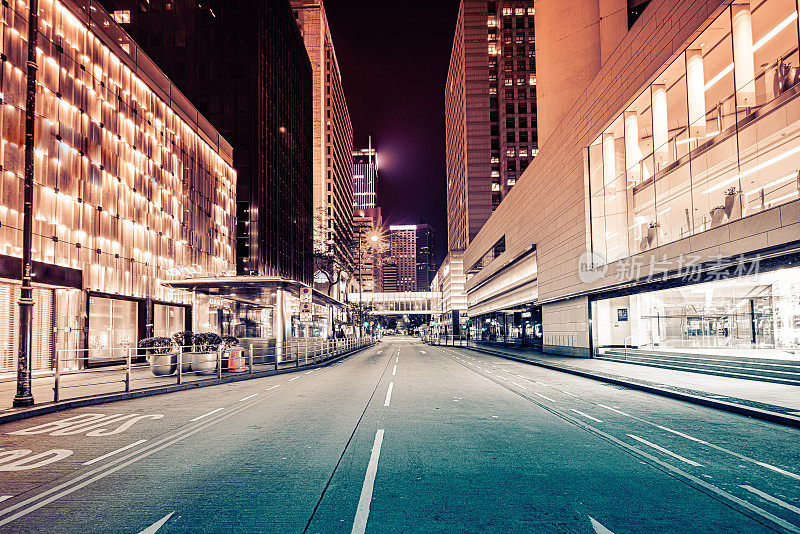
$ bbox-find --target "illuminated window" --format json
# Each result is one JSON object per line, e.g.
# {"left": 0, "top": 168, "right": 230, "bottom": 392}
{"left": 491, "top": 182, "right": 501, "bottom": 191}
{"left": 515, "top": 8, "right": 524, "bottom": 15}
{"left": 489, "top": 87, "right": 497, "bottom": 95}
{"left": 527, "top": 7, "right": 535, "bottom": 15}
{"left": 528, "top": 74, "right": 536, "bottom": 85}
{"left": 506, "top": 148, "right": 515, "bottom": 157}
{"left": 507, "top": 179, "right": 516, "bottom": 186}
{"left": 488, "top": 17, "right": 497, "bottom": 27}
{"left": 504, "top": 78, "right": 513, "bottom": 86}
{"left": 519, "top": 148, "right": 528, "bottom": 157}
{"left": 491, "top": 170, "right": 500, "bottom": 178}
{"left": 112, "top": 10, "right": 130, "bottom": 23}
{"left": 488, "top": 45, "right": 499, "bottom": 55}
{"left": 516, "top": 77, "right": 525, "bottom": 85}
{"left": 502, "top": 7, "right": 512, "bottom": 15}
{"left": 490, "top": 156, "right": 500, "bottom": 164}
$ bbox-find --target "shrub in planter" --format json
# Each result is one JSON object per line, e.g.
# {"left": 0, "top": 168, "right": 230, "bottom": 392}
{"left": 191, "top": 332, "right": 222, "bottom": 374}
{"left": 139, "top": 336, "right": 176, "bottom": 376}
{"left": 171, "top": 331, "right": 194, "bottom": 372}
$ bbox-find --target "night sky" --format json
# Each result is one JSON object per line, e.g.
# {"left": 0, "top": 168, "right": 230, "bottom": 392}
{"left": 324, "top": 0, "right": 459, "bottom": 267}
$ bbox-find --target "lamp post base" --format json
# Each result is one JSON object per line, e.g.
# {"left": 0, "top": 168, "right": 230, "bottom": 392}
{"left": 12, "top": 395, "right": 34, "bottom": 407}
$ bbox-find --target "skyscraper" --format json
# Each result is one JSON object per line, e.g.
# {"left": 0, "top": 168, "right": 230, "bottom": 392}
{"left": 415, "top": 224, "right": 436, "bottom": 291}
{"left": 353, "top": 142, "right": 378, "bottom": 210}
{"left": 388, "top": 226, "right": 418, "bottom": 292}
{"left": 292, "top": 0, "right": 354, "bottom": 276}
{"left": 353, "top": 208, "right": 383, "bottom": 293}
{"left": 445, "top": 0, "right": 538, "bottom": 251}
{"left": 97, "top": 0, "right": 314, "bottom": 283}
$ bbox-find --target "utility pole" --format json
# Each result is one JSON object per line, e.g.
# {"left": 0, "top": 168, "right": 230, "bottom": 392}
{"left": 14, "top": 0, "right": 40, "bottom": 407}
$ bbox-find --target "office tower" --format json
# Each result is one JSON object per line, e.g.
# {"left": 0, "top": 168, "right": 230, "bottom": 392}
{"left": 97, "top": 0, "right": 314, "bottom": 283}
{"left": 292, "top": 0, "right": 354, "bottom": 274}
{"left": 388, "top": 226, "right": 419, "bottom": 292}
{"left": 445, "top": 0, "right": 538, "bottom": 251}
{"left": 353, "top": 208, "right": 383, "bottom": 293}
{"left": 353, "top": 142, "right": 378, "bottom": 209}
{"left": 415, "top": 224, "right": 436, "bottom": 291}
{"left": 381, "top": 260, "right": 399, "bottom": 293}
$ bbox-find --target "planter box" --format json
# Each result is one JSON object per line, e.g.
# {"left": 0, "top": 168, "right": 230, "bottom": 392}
{"left": 149, "top": 352, "right": 177, "bottom": 376}
{"left": 188, "top": 351, "right": 217, "bottom": 375}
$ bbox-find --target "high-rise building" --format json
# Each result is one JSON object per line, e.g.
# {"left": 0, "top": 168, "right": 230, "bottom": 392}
{"left": 380, "top": 260, "right": 399, "bottom": 293}
{"left": 353, "top": 208, "right": 383, "bottom": 293}
{"left": 353, "top": 143, "right": 378, "bottom": 210}
{"left": 0, "top": 0, "right": 235, "bottom": 374}
{"left": 97, "top": 0, "right": 314, "bottom": 283}
{"left": 292, "top": 0, "right": 354, "bottom": 275}
{"left": 388, "top": 226, "right": 418, "bottom": 292}
{"left": 415, "top": 224, "right": 436, "bottom": 291}
{"left": 445, "top": 0, "right": 538, "bottom": 251}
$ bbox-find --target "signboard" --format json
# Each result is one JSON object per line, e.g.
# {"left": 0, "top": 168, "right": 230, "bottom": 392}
{"left": 617, "top": 308, "right": 628, "bottom": 322}
{"left": 300, "top": 287, "right": 312, "bottom": 322}
{"left": 300, "top": 287, "right": 312, "bottom": 302}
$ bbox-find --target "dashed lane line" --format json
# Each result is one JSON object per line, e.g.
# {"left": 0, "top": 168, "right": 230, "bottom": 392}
{"left": 288, "top": 377, "right": 299, "bottom": 382}
{"left": 83, "top": 440, "right": 149, "bottom": 466}
{"left": 571, "top": 409, "right": 603, "bottom": 423}
{"left": 351, "top": 430, "right": 385, "bottom": 534}
{"left": 597, "top": 404, "right": 631, "bottom": 417}
{"left": 534, "top": 392, "right": 556, "bottom": 402}
{"left": 138, "top": 511, "right": 174, "bottom": 534}
{"left": 392, "top": 365, "right": 397, "bottom": 376}
{"left": 511, "top": 382, "right": 527, "bottom": 390}
{"left": 589, "top": 516, "right": 615, "bottom": 534}
{"left": 384, "top": 382, "right": 394, "bottom": 407}
{"left": 238, "top": 393, "right": 259, "bottom": 402}
{"left": 265, "top": 385, "right": 281, "bottom": 391}
{"left": 0, "top": 498, "right": 11, "bottom": 504}
{"left": 740, "top": 485, "right": 800, "bottom": 516}
{"left": 627, "top": 434, "right": 703, "bottom": 467}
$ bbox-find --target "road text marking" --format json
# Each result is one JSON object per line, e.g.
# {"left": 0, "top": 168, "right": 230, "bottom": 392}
{"left": 352, "top": 429, "right": 385, "bottom": 534}
{"left": 384, "top": 382, "right": 394, "bottom": 407}
{"left": 627, "top": 434, "right": 702, "bottom": 467}
{"left": 589, "top": 516, "right": 616, "bottom": 534}
{"left": 83, "top": 440, "right": 148, "bottom": 466}
{"left": 139, "top": 511, "right": 175, "bottom": 534}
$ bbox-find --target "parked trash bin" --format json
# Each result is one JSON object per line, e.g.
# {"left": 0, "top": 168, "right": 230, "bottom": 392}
{"left": 227, "top": 348, "right": 246, "bottom": 373}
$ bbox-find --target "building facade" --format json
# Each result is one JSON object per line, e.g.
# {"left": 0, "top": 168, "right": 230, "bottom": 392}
{"left": 353, "top": 145, "right": 378, "bottom": 210}
{"left": 461, "top": 0, "right": 800, "bottom": 361}
{"left": 415, "top": 224, "right": 436, "bottom": 291}
{"left": 292, "top": 0, "right": 354, "bottom": 275}
{"left": 430, "top": 251, "right": 468, "bottom": 336}
{"left": 0, "top": 0, "right": 236, "bottom": 373}
{"left": 445, "top": 0, "right": 539, "bottom": 252}
{"left": 97, "top": 0, "right": 314, "bottom": 283}
{"left": 353, "top": 207, "right": 383, "bottom": 293}
{"left": 388, "top": 225, "right": 419, "bottom": 292}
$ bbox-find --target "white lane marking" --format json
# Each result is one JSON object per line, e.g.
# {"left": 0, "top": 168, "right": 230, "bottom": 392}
{"left": 83, "top": 440, "right": 148, "bottom": 466}
{"left": 740, "top": 485, "right": 800, "bottom": 515}
{"left": 190, "top": 407, "right": 224, "bottom": 422}
{"left": 305, "top": 370, "right": 313, "bottom": 374}
{"left": 655, "top": 425, "right": 709, "bottom": 445}
{"left": 288, "top": 377, "right": 299, "bottom": 382}
{"left": 238, "top": 393, "right": 259, "bottom": 402}
{"left": 597, "top": 404, "right": 631, "bottom": 417}
{"left": 0, "top": 496, "right": 11, "bottom": 503}
{"left": 511, "top": 382, "right": 527, "bottom": 389}
{"left": 139, "top": 511, "right": 175, "bottom": 534}
{"left": 500, "top": 368, "right": 513, "bottom": 373}
{"left": 392, "top": 365, "right": 397, "bottom": 376}
{"left": 534, "top": 381, "right": 550, "bottom": 386}
{"left": 754, "top": 461, "right": 800, "bottom": 481}
{"left": 265, "top": 385, "right": 280, "bottom": 391}
{"left": 589, "top": 516, "right": 615, "bottom": 534}
{"left": 384, "top": 382, "right": 394, "bottom": 407}
{"left": 516, "top": 374, "right": 526, "bottom": 379}
{"left": 495, "top": 375, "right": 508, "bottom": 381}
{"left": 377, "top": 351, "right": 383, "bottom": 354}
{"left": 571, "top": 409, "right": 603, "bottom": 423}
{"left": 395, "top": 357, "right": 399, "bottom": 363}
{"left": 420, "top": 350, "right": 427, "bottom": 354}
{"left": 626, "top": 434, "right": 703, "bottom": 467}
{"left": 534, "top": 392, "right": 556, "bottom": 402}
{"left": 562, "top": 391, "right": 577, "bottom": 397}
{"left": 351, "top": 429, "right": 385, "bottom": 534}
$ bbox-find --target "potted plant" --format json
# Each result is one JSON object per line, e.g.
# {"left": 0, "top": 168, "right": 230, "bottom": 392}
{"left": 139, "top": 336, "right": 176, "bottom": 376}
{"left": 172, "top": 331, "right": 194, "bottom": 372}
{"left": 191, "top": 332, "right": 222, "bottom": 374}
{"left": 723, "top": 186, "right": 744, "bottom": 220}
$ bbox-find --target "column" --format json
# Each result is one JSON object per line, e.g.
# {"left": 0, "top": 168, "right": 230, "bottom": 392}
{"left": 652, "top": 84, "right": 668, "bottom": 166}
{"left": 732, "top": 2, "right": 756, "bottom": 108}
{"left": 624, "top": 111, "right": 643, "bottom": 182}
{"left": 686, "top": 48, "right": 707, "bottom": 139}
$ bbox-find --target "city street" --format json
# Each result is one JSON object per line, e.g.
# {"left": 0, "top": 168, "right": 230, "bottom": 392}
{"left": 0, "top": 338, "right": 797, "bottom": 533}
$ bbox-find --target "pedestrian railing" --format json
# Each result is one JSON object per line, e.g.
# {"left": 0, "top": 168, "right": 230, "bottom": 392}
{"left": 423, "top": 335, "right": 470, "bottom": 347}
{"left": 0, "top": 336, "right": 375, "bottom": 406}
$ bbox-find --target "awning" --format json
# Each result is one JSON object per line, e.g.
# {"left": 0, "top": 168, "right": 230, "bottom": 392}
{"left": 162, "top": 276, "right": 347, "bottom": 308}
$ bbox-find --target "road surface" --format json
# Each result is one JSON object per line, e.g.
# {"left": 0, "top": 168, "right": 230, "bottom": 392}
{"left": 0, "top": 337, "right": 797, "bottom": 533}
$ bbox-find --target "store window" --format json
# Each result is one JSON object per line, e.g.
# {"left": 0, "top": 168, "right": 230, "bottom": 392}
{"left": 88, "top": 296, "right": 138, "bottom": 364}
{"left": 154, "top": 304, "right": 186, "bottom": 338}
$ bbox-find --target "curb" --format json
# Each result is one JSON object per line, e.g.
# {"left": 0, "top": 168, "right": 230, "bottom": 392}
{"left": 446, "top": 344, "right": 800, "bottom": 429}
{"left": 0, "top": 343, "right": 376, "bottom": 426}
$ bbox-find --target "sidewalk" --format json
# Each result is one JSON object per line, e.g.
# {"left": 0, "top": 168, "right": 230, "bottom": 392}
{"left": 460, "top": 342, "right": 800, "bottom": 425}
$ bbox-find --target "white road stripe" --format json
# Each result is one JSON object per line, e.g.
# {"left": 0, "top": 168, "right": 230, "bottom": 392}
{"left": 511, "top": 382, "right": 527, "bottom": 389}
{"left": 395, "top": 357, "right": 399, "bottom": 363}
{"left": 754, "top": 461, "right": 800, "bottom": 481}
{"left": 597, "top": 404, "right": 631, "bottom": 417}
{"left": 139, "top": 511, "right": 174, "bottom": 534}
{"left": 83, "top": 440, "right": 148, "bottom": 466}
{"left": 571, "top": 409, "right": 603, "bottom": 423}
{"left": 238, "top": 393, "right": 259, "bottom": 402}
{"left": 420, "top": 350, "right": 427, "bottom": 354}
{"left": 655, "top": 425, "right": 708, "bottom": 445}
{"left": 392, "top": 365, "right": 397, "bottom": 376}
{"left": 265, "top": 385, "right": 280, "bottom": 391}
{"left": 305, "top": 370, "right": 313, "bottom": 374}
{"left": 189, "top": 408, "right": 224, "bottom": 422}
{"left": 562, "top": 391, "right": 577, "bottom": 397}
{"left": 740, "top": 485, "right": 800, "bottom": 515}
{"left": 0, "top": 496, "right": 12, "bottom": 503}
{"left": 384, "top": 382, "right": 394, "bottom": 407}
{"left": 288, "top": 377, "right": 299, "bottom": 382}
{"left": 495, "top": 375, "right": 508, "bottom": 381}
{"left": 351, "top": 429, "right": 385, "bottom": 534}
{"left": 589, "top": 516, "right": 615, "bottom": 534}
{"left": 534, "top": 381, "right": 550, "bottom": 386}
{"left": 627, "top": 434, "right": 703, "bottom": 467}
{"left": 534, "top": 392, "right": 556, "bottom": 402}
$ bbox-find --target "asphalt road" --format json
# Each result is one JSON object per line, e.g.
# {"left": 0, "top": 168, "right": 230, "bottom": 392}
{"left": 0, "top": 337, "right": 798, "bottom": 533}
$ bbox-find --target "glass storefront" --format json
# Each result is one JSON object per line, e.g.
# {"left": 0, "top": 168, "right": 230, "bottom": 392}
{"left": 153, "top": 304, "right": 186, "bottom": 338}
{"left": 593, "top": 265, "right": 800, "bottom": 357}
{"left": 87, "top": 296, "right": 138, "bottom": 365}
{"left": 588, "top": 0, "right": 800, "bottom": 265}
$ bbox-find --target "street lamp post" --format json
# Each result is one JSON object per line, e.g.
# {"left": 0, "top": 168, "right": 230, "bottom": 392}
{"left": 14, "top": 0, "right": 40, "bottom": 408}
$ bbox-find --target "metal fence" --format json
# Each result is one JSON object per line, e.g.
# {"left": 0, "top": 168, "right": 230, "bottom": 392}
{"left": 422, "top": 334, "right": 470, "bottom": 347}
{"left": 0, "top": 336, "right": 375, "bottom": 405}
